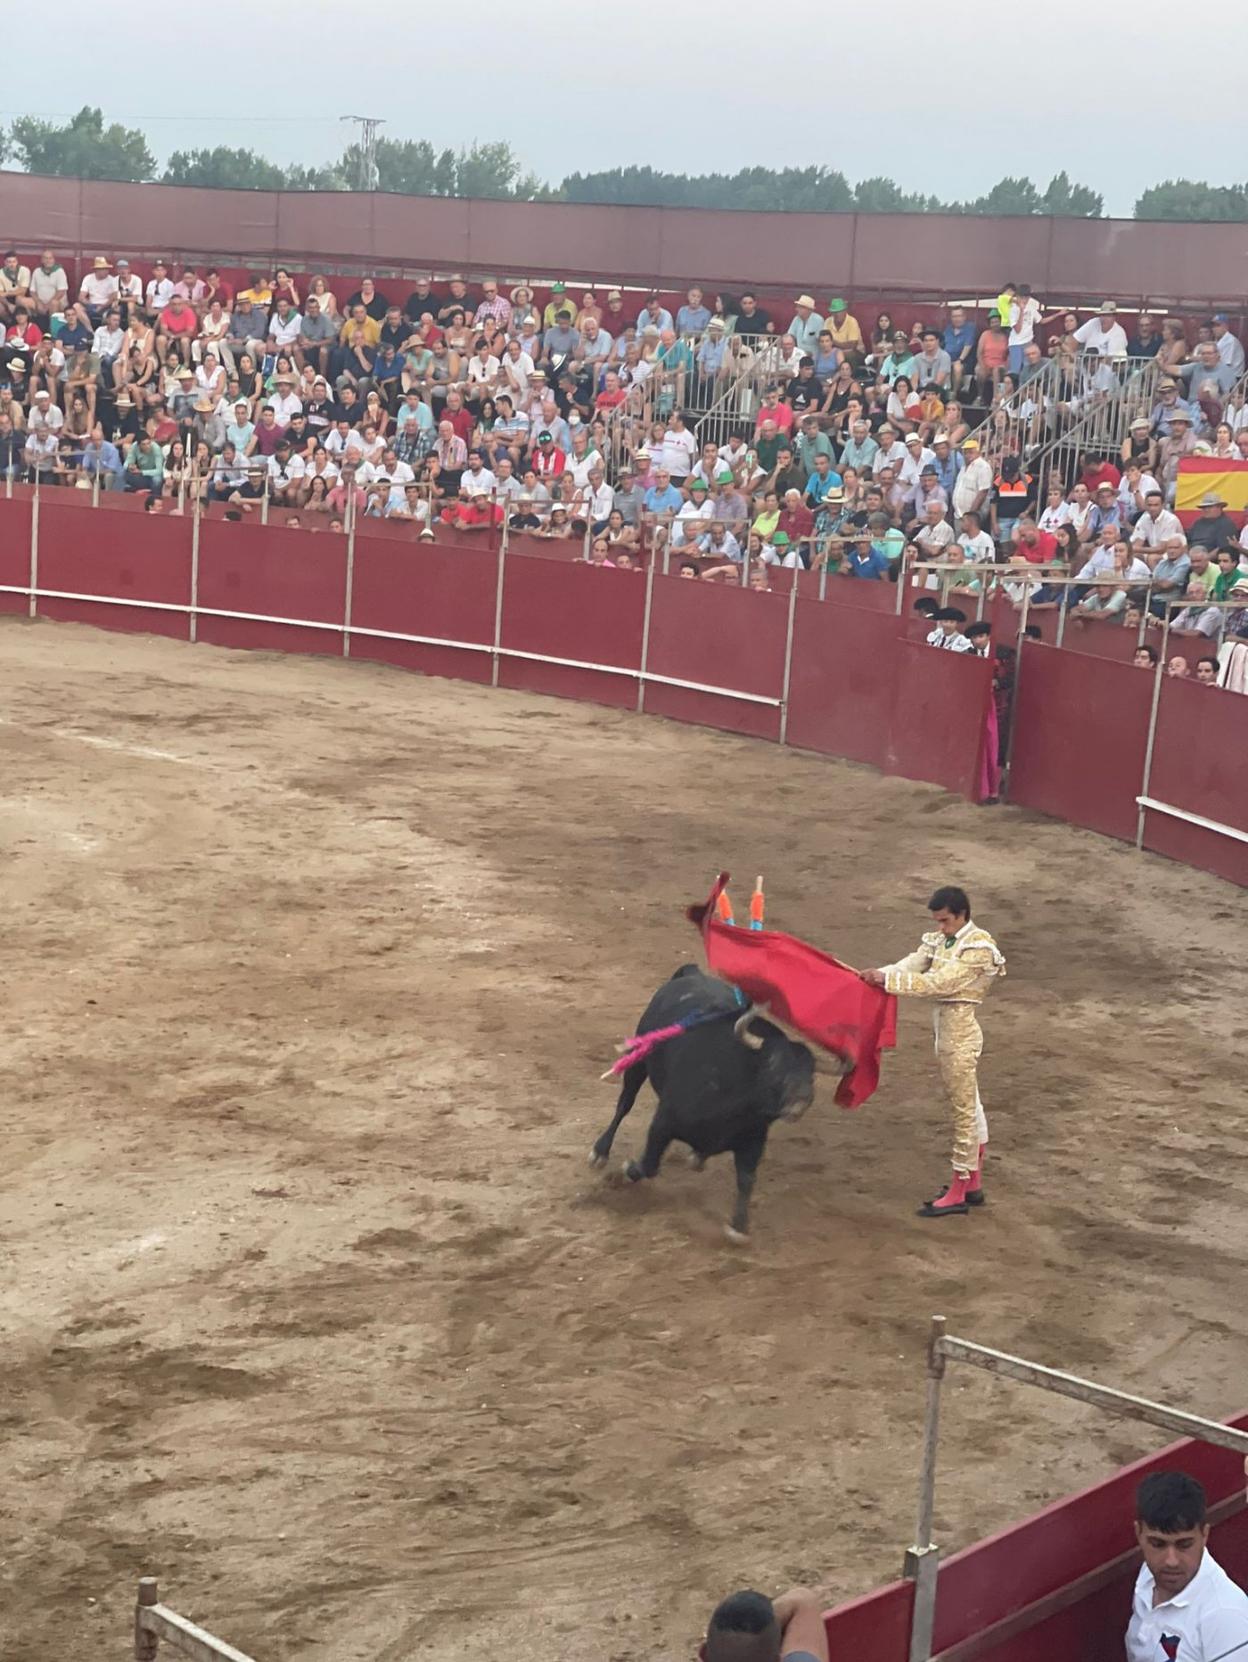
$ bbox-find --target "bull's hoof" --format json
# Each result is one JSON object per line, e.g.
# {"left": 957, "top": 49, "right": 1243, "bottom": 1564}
{"left": 625, "top": 1160, "right": 644, "bottom": 1183}
{"left": 687, "top": 1152, "right": 707, "bottom": 1171}
{"left": 723, "top": 1224, "right": 750, "bottom": 1245}
{"left": 588, "top": 1150, "right": 609, "bottom": 1169}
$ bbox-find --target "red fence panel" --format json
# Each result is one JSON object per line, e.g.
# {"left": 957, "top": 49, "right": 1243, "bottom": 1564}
{"left": 195, "top": 520, "right": 346, "bottom": 656}
{"left": 1142, "top": 678, "right": 1248, "bottom": 886}
{"left": 498, "top": 554, "right": 645, "bottom": 708}
{"left": 785, "top": 602, "right": 898, "bottom": 769}
{"left": 822, "top": 1414, "right": 1248, "bottom": 1662}
{"left": 348, "top": 535, "right": 496, "bottom": 685}
{"left": 0, "top": 493, "right": 32, "bottom": 615}
{"left": 36, "top": 499, "right": 192, "bottom": 639}
{"left": 643, "top": 575, "right": 786, "bottom": 740}
{"left": 886, "top": 638, "right": 991, "bottom": 798}
{"left": 1008, "top": 645, "right": 1153, "bottom": 843}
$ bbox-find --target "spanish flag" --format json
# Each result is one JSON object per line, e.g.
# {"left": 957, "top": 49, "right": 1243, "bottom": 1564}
{"left": 1175, "top": 457, "right": 1248, "bottom": 523}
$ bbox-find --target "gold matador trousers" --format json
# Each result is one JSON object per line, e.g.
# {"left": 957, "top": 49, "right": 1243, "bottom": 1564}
{"left": 934, "top": 1003, "right": 988, "bottom": 1177}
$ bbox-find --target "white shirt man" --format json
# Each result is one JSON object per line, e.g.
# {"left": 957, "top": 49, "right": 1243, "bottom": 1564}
{"left": 1127, "top": 1532, "right": 1248, "bottom": 1660}
{"left": 661, "top": 422, "right": 697, "bottom": 479}
{"left": 1131, "top": 499, "right": 1186, "bottom": 556}
{"left": 1074, "top": 306, "right": 1129, "bottom": 358}
{"left": 952, "top": 447, "right": 993, "bottom": 519}
{"left": 671, "top": 492, "right": 715, "bottom": 547}
{"left": 461, "top": 461, "right": 497, "bottom": 499}
{"left": 899, "top": 440, "right": 936, "bottom": 488}
{"left": 267, "top": 389, "right": 302, "bottom": 426}
{"left": 79, "top": 266, "right": 118, "bottom": 311}
{"left": 1008, "top": 291, "right": 1042, "bottom": 350}
{"left": 93, "top": 320, "right": 125, "bottom": 362}
{"left": 267, "top": 451, "right": 307, "bottom": 490}
{"left": 569, "top": 444, "right": 603, "bottom": 490}
{"left": 28, "top": 393, "right": 64, "bottom": 438}
{"left": 360, "top": 457, "right": 415, "bottom": 489}
{"left": 871, "top": 433, "right": 909, "bottom": 476}
{"left": 268, "top": 307, "right": 303, "bottom": 351}
{"left": 145, "top": 272, "right": 174, "bottom": 314}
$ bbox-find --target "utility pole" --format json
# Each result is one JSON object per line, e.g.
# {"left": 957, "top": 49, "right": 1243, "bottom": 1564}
{"left": 340, "top": 115, "right": 385, "bottom": 191}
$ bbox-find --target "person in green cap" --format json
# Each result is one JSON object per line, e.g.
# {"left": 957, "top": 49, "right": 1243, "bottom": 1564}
{"left": 825, "top": 297, "right": 864, "bottom": 362}
{"left": 542, "top": 283, "right": 570, "bottom": 332}
{"left": 761, "top": 526, "right": 802, "bottom": 568}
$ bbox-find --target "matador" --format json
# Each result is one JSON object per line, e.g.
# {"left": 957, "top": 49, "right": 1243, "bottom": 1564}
{"left": 863, "top": 884, "right": 1006, "bottom": 1218}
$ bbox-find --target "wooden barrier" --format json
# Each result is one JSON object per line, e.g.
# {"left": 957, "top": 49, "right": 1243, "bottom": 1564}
{"left": 134, "top": 1578, "right": 259, "bottom": 1662}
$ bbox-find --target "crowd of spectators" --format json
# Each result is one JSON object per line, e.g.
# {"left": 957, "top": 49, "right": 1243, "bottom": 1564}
{"left": 1, "top": 252, "right": 1246, "bottom": 645}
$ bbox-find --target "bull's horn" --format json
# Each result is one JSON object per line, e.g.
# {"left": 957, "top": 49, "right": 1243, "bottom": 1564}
{"left": 733, "top": 1003, "right": 769, "bottom": 1051}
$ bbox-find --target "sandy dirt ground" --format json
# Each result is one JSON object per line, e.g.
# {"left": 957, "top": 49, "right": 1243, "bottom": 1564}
{"left": 2, "top": 618, "right": 1246, "bottom": 1662}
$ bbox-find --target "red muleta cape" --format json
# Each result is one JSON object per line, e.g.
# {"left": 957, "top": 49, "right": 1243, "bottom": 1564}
{"left": 687, "top": 874, "right": 896, "bottom": 1109}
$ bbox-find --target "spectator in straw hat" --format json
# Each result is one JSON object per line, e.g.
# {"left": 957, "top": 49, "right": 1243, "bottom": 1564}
{"left": 787, "top": 294, "right": 824, "bottom": 356}
{"left": 1186, "top": 491, "right": 1239, "bottom": 554}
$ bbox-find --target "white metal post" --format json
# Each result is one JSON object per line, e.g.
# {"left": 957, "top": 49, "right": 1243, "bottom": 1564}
{"left": 778, "top": 572, "right": 798, "bottom": 745}
{"left": 189, "top": 492, "right": 201, "bottom": 644}
{"left": 905, "top": 1315, "right": 947, "bottom": 1662}
{"left": 1135, "top": 607, "right": 1172, "bottom": 850}
{"left": 491, "top": 533, "right": 506, "bottom": 689}
{"left": 637, "top": 551, "right": 656, "bottom": 714}
{"left": 342, "top": 492, "right": 357, "bottom": 658}
{"left": 28, "top": 476, "right": 39, "bottom": 618}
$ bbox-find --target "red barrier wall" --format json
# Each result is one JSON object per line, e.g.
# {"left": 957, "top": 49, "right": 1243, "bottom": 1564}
{"left": 36, "top": 501, "right": 192, "bottom": 640}
{"left": 3, "top": 507, "right": 1243, "bottom": 887}
{"left": 0, "top": 494, "right": 32, "bottom": 615}
{"left": 823, "top": 1413, "right": 1248, "bottom": 1662}
{"left": 1142, "top": 678, "right": 1248, "bottom": 886}
{"left": 497, "top": 554, "right": 644, "bottom": 708}
{"left": 5, "top": 170, "right": 1248, "bottom": 306}
{"left": 348, "top": 533, "right": 496, "bottom": 684}
{"left": 1008, "top": 645, "right": 1153, "bottom": 844}
{"left": 196, "top": 519, "right": 346, "bottom": 656}
{"left": 785, "top": 604, "right": 989, "bottom": 797}
{"left": 642, "top": 575, "right": 786, "bottom": 741}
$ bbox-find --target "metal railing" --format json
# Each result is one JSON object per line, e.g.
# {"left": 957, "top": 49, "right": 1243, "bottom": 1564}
{"left": 1033, "top": 353, "right": 1162, "bottom": 504}
{"left": 135, "top": 1577, "right": 259, "bottom": 1662}
{"left": 904, "top": 1316, "right": 1248, "bottom": 1662}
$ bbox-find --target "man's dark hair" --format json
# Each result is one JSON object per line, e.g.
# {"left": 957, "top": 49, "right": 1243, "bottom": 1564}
{"left": 706, "top": 1590, "right": 779, "bottom": 1662}
{"left": 929, "top": 885, "right": 971, "bottom": 918}
{"left": 679, "top": 561, "right": 699, "bottom": 576}
{"left": 914, "top": 596, "right": 939, "bottom": 617}
{"left": 1136, "top": 1471, "right": 1207, "bottom": 1533}
{"left": 966, "top": 621, "right": 992, "bottom": 640}
{"left": 1023, "top": 624, "right": 1042, "bottom": 640}
{"left": 1136, "top": 644, "right": 1159, "bottom": 664}
{"left": 936, "top": 606, "right": 967, "bottom": 623}
{"left": 1197, "top": 655, "right": 1219, "bottom": 675}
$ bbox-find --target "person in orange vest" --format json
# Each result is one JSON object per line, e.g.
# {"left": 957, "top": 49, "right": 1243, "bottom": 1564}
{"left": 992, "top": 455, "right": 1034, "bottom": 543}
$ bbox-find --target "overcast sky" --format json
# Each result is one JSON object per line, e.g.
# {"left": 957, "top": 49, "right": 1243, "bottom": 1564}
{"left": 5, "top": 0, "right": 1242, "bottom": 219}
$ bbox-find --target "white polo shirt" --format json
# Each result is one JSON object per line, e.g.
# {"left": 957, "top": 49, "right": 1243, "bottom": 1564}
{"left": 1126, "top": 1549, "right": 1248, "bottom": 1662}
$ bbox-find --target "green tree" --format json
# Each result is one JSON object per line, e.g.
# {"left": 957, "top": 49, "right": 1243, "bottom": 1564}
{"left": 853, "top": 175, "right": 940, "bottom": 213}
{"left": 282, "top": 161, "right": 349, "bottom": 192}
{"left": 1041, "top": 171, "right": 1103, "bottom": 217}
{"left": 369, "top": 137, "right": 441, "bottom": 194}
{"left": 8, "top": 105, "right": 155, "bottom": 182}
{"left": 453, "top": 140, "right": 541, "bottom": 200}
{"left": 1134, "top": 178, "right": 1248, "bottom": 220}
{"left": 966, "top": 176, "right": 1043, "bottom": 215}
{"left": 162, "top": 146, "right": 288, "bottom": 190}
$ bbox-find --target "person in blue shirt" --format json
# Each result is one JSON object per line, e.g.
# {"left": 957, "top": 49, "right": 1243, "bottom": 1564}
{"left": 643, "top": 467, "right": 684, "bottom": 519}
{"left": 844, "top": 531, "right": 891, "bottom": 579}
{"left": 80, "top": 424, "right": 125, "bottom": 490}
{"left": 803, "top": 452, "right": 844, "bottom": 508}
{"left": 675, "top": 286, "right": 711, "bottom": 336}
{"left": 942, "top": 306, "right": 978, "bottom": 392}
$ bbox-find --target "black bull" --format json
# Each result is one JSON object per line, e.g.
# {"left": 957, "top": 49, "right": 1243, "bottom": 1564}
{"left": 590, "top": 965, "right": 817, "bottom": 1241}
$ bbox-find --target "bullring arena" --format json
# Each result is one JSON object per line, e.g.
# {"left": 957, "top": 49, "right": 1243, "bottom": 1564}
{"left": 4, "top": 613, "right": 1247, "bottom": 1660}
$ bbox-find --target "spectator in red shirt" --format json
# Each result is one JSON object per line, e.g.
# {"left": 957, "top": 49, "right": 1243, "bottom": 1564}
{"left": 1079, "top": 451, "right": 1121, "bottom": 496}
{"left": 778, "top": 489, "right": 816, "bottom": 549}
{"left": 158, "top": 295, "right": 199, "bottom": 365}
{"left": 1014, "top": 517, "right": 1058, "bottom": 564}
{"left": 595, "top": 368, "right": 627, "bottom": 414}
{"left": 441, "top": 389, "right": 474, "bottom": 445}
{"left": 754, "top": 384, "right": 795, "bottom": 435}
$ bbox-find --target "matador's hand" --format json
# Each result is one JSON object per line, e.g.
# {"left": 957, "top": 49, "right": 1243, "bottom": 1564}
{"left": 861, "top": 968, "right": 885, "bottom": 988}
